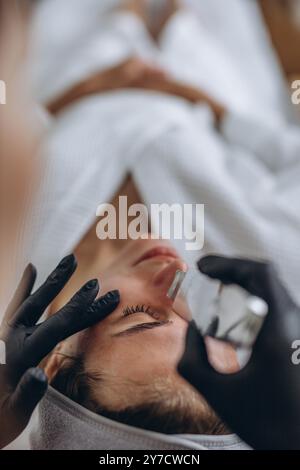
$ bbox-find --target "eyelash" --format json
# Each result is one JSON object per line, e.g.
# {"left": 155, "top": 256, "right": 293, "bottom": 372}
{"left": 123, "top": 304, "right": 158, "bottom": 318}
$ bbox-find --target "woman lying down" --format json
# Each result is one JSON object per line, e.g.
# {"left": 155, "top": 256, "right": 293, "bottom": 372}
{"left": 29, "top": 0, "right": 275, "bottom": 449}
{"left": 29, "top": 158, "right": 248, "bottom": 450}
{"left": 31, "top": 44, "right": 249, "bottom": 454}
{"left": 32, "top": 236, "right": 248, "bottom": 450}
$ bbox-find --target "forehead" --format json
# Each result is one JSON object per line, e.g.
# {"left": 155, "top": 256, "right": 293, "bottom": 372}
{"left": 85, "top": 315, "right": 187, "bottom": 375}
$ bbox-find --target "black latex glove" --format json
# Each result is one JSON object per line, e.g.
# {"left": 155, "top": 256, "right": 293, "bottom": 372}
{"left": 0, "top": 254, "right": 120, "bottom": 449}
{"left": 178, "top": 255, "right": 300, "bottom": 450}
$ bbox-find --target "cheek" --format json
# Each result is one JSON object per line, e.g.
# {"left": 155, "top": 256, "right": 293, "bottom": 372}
{"left": 161, "top": 319, "right": 189, "bottom": 364}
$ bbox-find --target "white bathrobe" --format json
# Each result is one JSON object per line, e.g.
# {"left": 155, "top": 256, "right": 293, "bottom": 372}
{"left": 28, "top": 3, "right": 300, "bottom": 301}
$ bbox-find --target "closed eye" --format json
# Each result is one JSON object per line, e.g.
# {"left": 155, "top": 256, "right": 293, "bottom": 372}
{"left": 122, "top": 304, "right": 158, "bottom": 319}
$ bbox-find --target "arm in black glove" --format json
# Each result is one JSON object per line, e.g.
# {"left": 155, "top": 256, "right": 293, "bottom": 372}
{"left": 0, "top": 254, "right": 120, "bottom": 449}
{"left": 178, "top": 255, "right": 300, "bottom": 450}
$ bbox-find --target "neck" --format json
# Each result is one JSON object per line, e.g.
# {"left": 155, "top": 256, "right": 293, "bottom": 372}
{"left": 50, "top": 176, "right": 144, "bottom": 313}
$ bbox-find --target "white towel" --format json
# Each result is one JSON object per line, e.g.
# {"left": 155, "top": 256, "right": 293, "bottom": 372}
{"left": 30, "top": 386, "right": 250, "bottom": 450}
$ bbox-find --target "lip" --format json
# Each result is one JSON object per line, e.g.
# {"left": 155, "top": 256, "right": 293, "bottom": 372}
{"left": 133, "top": 246, "right": 180, "bottom": 267}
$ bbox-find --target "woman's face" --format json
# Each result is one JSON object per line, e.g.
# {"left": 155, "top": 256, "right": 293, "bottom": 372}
{"left": 50, "top": 239, "right": 238, "bottom": 410}
{"left": 91, "top": 239, "right": 190, "bottom": 376}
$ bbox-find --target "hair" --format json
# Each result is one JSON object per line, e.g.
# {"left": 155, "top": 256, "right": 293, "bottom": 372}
{"left": 51, "top": 355, "right": 228, "bottom": 436}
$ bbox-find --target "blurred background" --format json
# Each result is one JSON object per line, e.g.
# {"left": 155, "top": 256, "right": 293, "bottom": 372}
{"left": 2, "top": 0, "right": 300, "bottom": 449}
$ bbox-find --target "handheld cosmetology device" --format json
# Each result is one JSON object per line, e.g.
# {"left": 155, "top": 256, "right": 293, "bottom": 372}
{"left": 167, "top": 266, "right": 268, "bottom": 349}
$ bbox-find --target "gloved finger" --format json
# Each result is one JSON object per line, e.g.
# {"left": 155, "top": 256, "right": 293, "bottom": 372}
{"left": 25, "top": 278, "right": 99, "bottom": 362}
{"left": 198, "top": 255, "right": 295, "bottom": 318}
{"left": 10, "top": 254, "right": 77, "bottom": 327}
{"left": 205, "top": 316, "right": 219, "bottom": 337}
{"left": 81, "top": 290, "right": 120, "bottom": 327}
{"left": 178, "top": 320, "right": 250, "bottom": 392}
{"left": 178, "top": 322, "right": 222, "bottom": 388}
{"left": 178, "top": 322, "right": 249, "bottom": 395}
{"left": 39, "top": 289, "right": 120, "bottom": 344}
{"left": 26, "top": 283, "right": 119, "bottom": 364}
{"left": 8, "top": 368, "right": 48, "bottom": 425}
{"left": 198, "top": 255, "right": 275, "bottom": 303}
{"left": 3, "top": 264, "right": 37, "bottom": 323}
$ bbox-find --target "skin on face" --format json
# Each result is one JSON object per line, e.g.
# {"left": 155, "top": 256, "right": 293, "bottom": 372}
{"left": 47, "top": 239, "right": 239, "bottom": 411}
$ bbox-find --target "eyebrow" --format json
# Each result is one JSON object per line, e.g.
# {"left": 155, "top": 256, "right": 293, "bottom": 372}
{"left": 112, "top": 321, "right": 171, "bottom": 338}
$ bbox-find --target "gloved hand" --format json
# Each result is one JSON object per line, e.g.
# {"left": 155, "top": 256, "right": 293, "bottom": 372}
{"left": 0, "top": 254, "right": 120, "bottom": 449}
{"left": 178, "top": 255, "right": 300, "bottom": 450}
